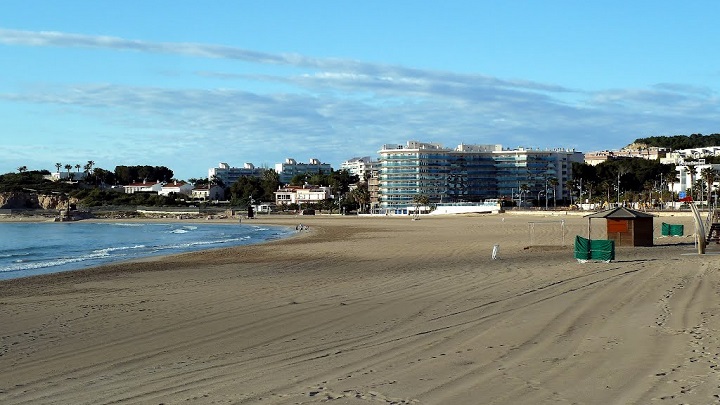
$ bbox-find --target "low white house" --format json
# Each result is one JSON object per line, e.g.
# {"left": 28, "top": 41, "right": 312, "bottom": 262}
{"left": 123, "top": 180, "right": 164, "bottom": 194}
{"left": 274, "top": 185, "right": 332, "bottom": 206}
{"left": 159, "top": 181, "right": 194, "bottom": 196}
{"left": 45, "top": 171, "right": 87, "bottom": 182}
{"left": 191, "top": 185, "right": 225, "bottom": 201}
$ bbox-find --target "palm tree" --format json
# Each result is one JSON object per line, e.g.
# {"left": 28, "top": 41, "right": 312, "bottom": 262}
{"left": 643, "top": 181, "right": 654, "bottom": 210}
{"left": 664, "top": 171, "right": 678, "bottom": 203}
{"left": 548, "top": 177, "right": 559, "bottom": 209}
{"left": 565, "top": 179, "right": 578, "bottom": 205}
{"left": 64, "top": 164, "right": 72, "bottom": 180}
{"left": 55, "top": 162, "right": 62, "bottom": 173}
{"left": 74, "top": 164, "right": 81, "bottom": 173}
{"left": 693, "top": 179, "right": 705, "bottom": 203}
{"left": 601, "top": 180, "right": 613, "bottom": 208}
{"left": 701, "top": 167, "right": 718, "bottom": 206}
{"left": 351, "top": 184, "right": 370, "bottom": 213}
{"left": 412, "top": 194, "right": 430, "bottom": 218}
{"left": 586, "top": 181, "right": 595, "bottom": 204}
{"left": 519, "top": 183, "right": 530, "bottom": 207}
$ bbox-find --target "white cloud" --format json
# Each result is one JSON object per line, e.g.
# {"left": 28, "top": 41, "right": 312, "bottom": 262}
{"left": 2, "top": 28, "right": 720, "bottom": 178}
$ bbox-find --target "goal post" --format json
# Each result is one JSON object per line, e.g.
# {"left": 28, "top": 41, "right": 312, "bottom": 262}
{"left": 528, "top": 220, "right": 568, "bottom": 246}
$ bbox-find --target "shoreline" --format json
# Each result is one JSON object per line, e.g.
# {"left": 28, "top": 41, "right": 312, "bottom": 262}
{"left": 0, "top": 219, "right": 302, "bottom": 284}
{"left": 0, "top": 211, "right": 700, "bottom": 286}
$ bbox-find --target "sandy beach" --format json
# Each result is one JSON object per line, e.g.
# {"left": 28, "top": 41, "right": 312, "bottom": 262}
{"left": 1, "top": 212, "right": 718, "bottom": 404}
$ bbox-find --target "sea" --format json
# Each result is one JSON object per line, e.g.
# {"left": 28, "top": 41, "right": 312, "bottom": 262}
{"left": 0, "top": 221, "right": 294, "bottom": 281}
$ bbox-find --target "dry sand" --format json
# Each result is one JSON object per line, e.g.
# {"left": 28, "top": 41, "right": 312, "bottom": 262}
{"left": 1, "top": 212, "right": 718, "bottom": 404}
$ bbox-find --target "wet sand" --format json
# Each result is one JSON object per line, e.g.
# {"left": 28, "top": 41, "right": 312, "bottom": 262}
{"left": 2, "top": 212, "right": 718, "bottom": 404}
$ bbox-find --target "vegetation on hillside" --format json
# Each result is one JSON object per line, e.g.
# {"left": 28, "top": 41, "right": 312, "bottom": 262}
{"left": 0, "top": 165, "right": 366, "bottom": 212}
{"left": 569, "top": 158, "right": 683, "bottom": 205}
{"left": 634, "top": 133, "right": 720, "bottom": 150}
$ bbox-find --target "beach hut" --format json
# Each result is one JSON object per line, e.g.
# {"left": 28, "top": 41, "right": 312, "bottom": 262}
{"left": 585, "top": 207, "right": 655, "bottom": 247}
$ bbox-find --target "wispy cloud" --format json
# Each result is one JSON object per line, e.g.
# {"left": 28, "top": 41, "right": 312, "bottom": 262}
{"left": 2, "top": 28, "right": 720, "bottom": 177}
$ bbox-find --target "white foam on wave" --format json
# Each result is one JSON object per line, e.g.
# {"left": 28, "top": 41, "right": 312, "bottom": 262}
{"left": 0, "top": 251, "right": 111, "bottom": 273}
{"left": 93, "top": 245, "right": 146, "bottom": 255}
{"left": 150, "top": 237, "right": 247, "bottom": 252}
{"left": 0, "top": 252, "right": 31, "bottom": 259}
{"left": 170, "top": 229, "right": 189, "bottom": 234}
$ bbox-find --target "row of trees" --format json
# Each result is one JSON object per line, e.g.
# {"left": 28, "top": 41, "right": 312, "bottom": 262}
{"left": 228, "top": 169, "right": 370, "bottom": 213}
{"left": 4, "top": 162, "right": 370, "bottom": 212}
{"left": 49, "top": 161, "right": 175, "bottom": 186}
{"left": 634, "top": 133, "right": 720, "bottom": 150}
{"left": 568, "top": 158, "right": 720, "bottom": 206}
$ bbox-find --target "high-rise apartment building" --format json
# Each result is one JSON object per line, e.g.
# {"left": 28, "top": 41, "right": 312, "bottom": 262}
{"left": 274, "top": 158, "right": 333, "bottom": 184}
{"left": 340, "top": 156, "right": 379, "bottom": 181}
{"left": 378, "top": 141, "right": 583, "bottom": 211}
{"left": 208, "top": 163, "right": 265, "bottom": 186}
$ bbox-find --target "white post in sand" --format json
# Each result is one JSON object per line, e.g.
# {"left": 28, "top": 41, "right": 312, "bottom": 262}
{"left": 492, "top": 244, "right": 500, "bottom": 260}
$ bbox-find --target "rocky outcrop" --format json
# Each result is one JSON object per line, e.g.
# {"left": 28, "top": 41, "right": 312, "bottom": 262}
{"left": 0, "top": 192, "right": 78, "bottom": 210}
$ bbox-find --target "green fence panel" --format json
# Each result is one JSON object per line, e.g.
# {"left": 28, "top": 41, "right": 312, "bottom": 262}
{"left": 669, "top": 224, "right": 684, "bottom": 236}
{"left": 575, "top": 236, "right": 614, "bottom": 262}
{"left": 661, "top": 222, "right": 684, "bottom": 236}
{"left": 590, "top": 239, "right": 615, "bottom": 261}
{"left": 574, "top": 235, "right": 591, "bottom": 260}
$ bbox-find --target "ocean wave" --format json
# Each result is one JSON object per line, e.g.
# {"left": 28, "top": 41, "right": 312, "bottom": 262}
{"left": 0, "top": 251, "right": 111, "bottom": 273}
{"left": 93, "top": 245, "right": 147, "bottom": 254}
{"left": 0, "top": 251, "right": 32, "bottom": 259}
{"left": 0, "top": 222, "right": 292, "bottom": 279}
{"left": 149, "top": 237, "right": 248, "bottom": 252}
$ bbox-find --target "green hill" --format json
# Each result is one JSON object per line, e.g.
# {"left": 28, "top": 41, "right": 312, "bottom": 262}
{"left": 634, "top": 133, "right": 720, "bottom": 150}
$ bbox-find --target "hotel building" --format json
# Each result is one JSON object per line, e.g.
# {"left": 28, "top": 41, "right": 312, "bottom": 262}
{"left": 209, "top": 163, "right": 264, "bottom": 186}
{"left": 378, "top": 141, "right": 583, "bottom": 212}
{"left": 340, "top": 156, "right": 380, "bottom": 182}
{"left": 275, "top": 158, "right": 333, "bottom": 184}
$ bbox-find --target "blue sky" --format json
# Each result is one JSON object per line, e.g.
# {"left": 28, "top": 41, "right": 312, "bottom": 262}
{"left": 2, "top": 1, "right": 719, "bottom": 180}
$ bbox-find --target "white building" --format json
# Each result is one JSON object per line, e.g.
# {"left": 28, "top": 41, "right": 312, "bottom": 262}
{"left": 584, "top": 147, "right": 668, "bottom": 166}
{"left": 191, "top": 185, "right": 225, "bottom": 201}
{"left": 274, "top": 185, "right": 332, "bottom": 206}
{"left": 673, "top": 160, "right": 720, "bottom": 196}
{"left": 209, "top": 162, "right": 264, "bottom": 186}
{"left": 340, "top": 156, "right": 379, "bottom": 181}
{"left": 123, "top": 180, "right": 164, "bottom": 194}
{"left": 45, "top": 171, "right": 87, "bottom": 182}
{"left": 378, "top": 141, "right": 583, "bottom": 212}
{"left": 275, "top": 158, "right": 333, "bottom": 184}
{"left": 159, "top": 181, "right": 194, "bottom": 196}
{"left": 661, "top": 146, "right": 720, "bottom": 165}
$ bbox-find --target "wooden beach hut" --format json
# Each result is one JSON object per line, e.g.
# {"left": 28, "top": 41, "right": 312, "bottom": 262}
{"left": 585, "top": 207, "right": 655, "bottom": 247}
